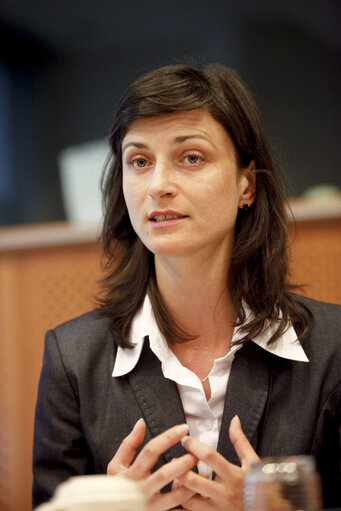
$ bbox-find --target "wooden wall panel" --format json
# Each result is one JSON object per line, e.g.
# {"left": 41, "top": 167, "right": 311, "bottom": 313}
{"left": 289, "top": 217, "right": 341, "bottom": 304}
{"left": 0, "top": 241, "right": 102, "bottom": 511}
{"left": 0, "top": 258, "right": 16, "bottom": 511}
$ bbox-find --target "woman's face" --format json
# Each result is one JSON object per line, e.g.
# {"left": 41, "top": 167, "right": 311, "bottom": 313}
{"left": 122, "top": 109, "right": 254, "bottom": 261}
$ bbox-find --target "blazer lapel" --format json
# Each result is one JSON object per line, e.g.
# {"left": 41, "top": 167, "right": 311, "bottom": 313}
{"left": 216, "top": 342, "right": 270, "bottom": 466}
{"left": 127, "top": 339, "right": 187, "bottom": 463}
{"left": 127, "top": 339, "right": 271, "bottom": 470}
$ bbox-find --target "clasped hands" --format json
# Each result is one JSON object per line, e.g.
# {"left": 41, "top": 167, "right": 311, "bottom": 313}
{"left": 107, "top": 415, "right": 260, "bottom": 511}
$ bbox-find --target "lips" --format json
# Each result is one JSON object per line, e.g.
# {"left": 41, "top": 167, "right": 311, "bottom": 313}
{"left": 149, "top": 211, "right": 187, "bottom": 222}
{"left": 151, "top": 214, "right": 184, "bottom": 222}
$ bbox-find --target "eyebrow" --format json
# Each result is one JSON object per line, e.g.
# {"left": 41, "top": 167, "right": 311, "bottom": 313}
{"left": 122, "top": 134, "right": 215, "bottom": 153}
{"left": 172, "top": 134, "right": 214, "bottom": 146}
{"left": 122, "top": 141, "right": 148, "bottom": 153}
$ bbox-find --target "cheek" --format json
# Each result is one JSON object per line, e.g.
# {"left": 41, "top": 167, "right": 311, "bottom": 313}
{"left": 122, "top": 178, "right": 146, "bottom": 233}
{"left": 207, "top": 180, "right": 240, "bottom": 223}
{"left": 122, "top": 177, "right": 136, "bottom": 211}
{"left": 122, "top": 183, "right": 136, "bottom": 228}
{"left": 207, "top": 175, "right": 240, "bottom": 205}
{"left": 122, "top": 173, "right": 130, "bottom": 203}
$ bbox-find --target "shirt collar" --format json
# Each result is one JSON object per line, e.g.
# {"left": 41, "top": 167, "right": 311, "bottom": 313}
{"left": 112, "top": 295, "right": 308, "bottom": 377}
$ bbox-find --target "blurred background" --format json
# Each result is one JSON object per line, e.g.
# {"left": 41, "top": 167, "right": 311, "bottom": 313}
{"left": 0, "top": 0, "right": 340, "bottom": 226}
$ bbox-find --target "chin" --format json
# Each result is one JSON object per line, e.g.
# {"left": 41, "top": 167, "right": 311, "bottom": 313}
{"left": 148, "top": 241, "right": 191, "bottom": 258}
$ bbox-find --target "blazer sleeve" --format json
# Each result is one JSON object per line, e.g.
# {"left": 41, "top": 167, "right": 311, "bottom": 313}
{"left": 32, "top": 329, "right": 95, "bottom": 509}
{"left": 313, "top": 380, "right": 341, "bottom": 508}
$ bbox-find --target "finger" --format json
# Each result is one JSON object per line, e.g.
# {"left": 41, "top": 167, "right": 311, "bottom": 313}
{"left": 181, "top": 435, "right": 238, "bottom": 480}
{"left": 229, "top": 415, "right": 260, "bottom": 468}
{"left": 178, "top": 470, "right": 231, "bottom": 508}
{"left": 107, "top": 418, "right": 145, "bottom": 474}
{"left": 172, "top": 477, "right": 181, "bottom": 490}
{"left": 183, "top": 496, "right": 217, "bottom": 511}
{"left": 183, "top": 494, "right": 227, "bottom": 511}
{"left": 171, "top": 479, "right": 197, "bottom": 506}
{"left": 142, "top": 453, "right": 197, "bottom": 496}
{"left": 200, "top": 471, "right": 210, "bottom": 479}
{"left": 148, "top": 485, "right": 195, "bottom": 511}
{"left": 127, "top": 423, "right": 189, "bottom": 479}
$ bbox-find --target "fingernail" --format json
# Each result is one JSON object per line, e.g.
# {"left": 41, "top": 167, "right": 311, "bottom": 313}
{"left": 172, "top": 479, "right": 180, "bottom": 489}
{"left": 200, "top": 471, "right": 210, "bottom": 479}
{"left": 181, "top": 435, "right": 189, "bottom": 447}
{"left": 229, "top": 415, "right": 239, "bottom": 433}
{"left": 177, "top": 423, "right": 189, "bottom": 434}
{"left": 133, "top": 418, "right": 144, "bottom": 431}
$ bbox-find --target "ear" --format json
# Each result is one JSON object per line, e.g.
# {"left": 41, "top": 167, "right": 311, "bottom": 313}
{"left": 238, "top": 160, "right": 256, "bottom": 208}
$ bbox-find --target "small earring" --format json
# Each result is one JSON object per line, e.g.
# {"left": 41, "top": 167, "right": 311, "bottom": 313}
{"left": 241, "top": 203, "right": 249, "bottom": 211}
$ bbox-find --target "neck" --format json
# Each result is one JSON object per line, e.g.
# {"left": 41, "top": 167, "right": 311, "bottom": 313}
{"left": 154, "top": 251, "right": 237, "bottom": 348}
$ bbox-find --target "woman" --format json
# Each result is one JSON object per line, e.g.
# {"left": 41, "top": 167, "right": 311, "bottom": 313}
{"left": 33, "top": 64, "right": 341, "bottom": 510}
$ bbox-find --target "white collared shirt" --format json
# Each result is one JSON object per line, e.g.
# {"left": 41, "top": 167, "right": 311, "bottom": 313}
{"left": 112, "top": 295, "right": 308, "bottom": 474}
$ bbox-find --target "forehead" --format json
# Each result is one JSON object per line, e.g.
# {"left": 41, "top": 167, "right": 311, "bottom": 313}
{"left": 122, "top": 109, "right": 232, "bottom": 148}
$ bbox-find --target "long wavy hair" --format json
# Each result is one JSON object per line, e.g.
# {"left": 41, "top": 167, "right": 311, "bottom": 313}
{"left": 99, "top": 63, "right": 313, "bottom": 348}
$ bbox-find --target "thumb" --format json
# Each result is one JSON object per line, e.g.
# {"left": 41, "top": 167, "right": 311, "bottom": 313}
{"left": 107, "top": 418, "right": 146, "bottom": 474}
{"left": 229, "top": 415, "right": 260, "bottom": 468}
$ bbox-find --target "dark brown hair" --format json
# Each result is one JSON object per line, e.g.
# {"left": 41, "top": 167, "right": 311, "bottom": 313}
{"left": 99, "top": 63, "right": 313, "bottom": 348}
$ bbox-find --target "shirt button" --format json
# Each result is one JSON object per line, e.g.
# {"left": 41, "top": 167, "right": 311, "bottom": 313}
{"left": 204, "top": 420, "right": 212, "bottom": 430}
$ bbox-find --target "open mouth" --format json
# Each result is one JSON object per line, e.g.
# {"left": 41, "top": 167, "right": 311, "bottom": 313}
{"left": 150, "top": 214, "right": 186, "bottom": 222}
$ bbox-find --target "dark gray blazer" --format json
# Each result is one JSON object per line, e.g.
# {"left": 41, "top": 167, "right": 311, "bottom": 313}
{"left": 32, "top": 296, "right": 341, "bottom": 509}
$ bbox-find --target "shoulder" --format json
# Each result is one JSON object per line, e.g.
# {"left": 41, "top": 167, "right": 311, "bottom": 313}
{"left": 53, "top": 308, "right": 113, "bottom": 343}
{"left": 294, "top": 294, "right": 341, "bottom": 338}
{"left": 293, "top": 295, "right": 341, "bottom": 385}
{"left": 44, "top": 309, "right": 121, "bottom": 375}
{"left": 295, "top": 293, "right": 341, "bottom": 315}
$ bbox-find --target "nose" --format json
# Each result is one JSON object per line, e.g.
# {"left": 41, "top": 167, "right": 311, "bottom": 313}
{"left": 148, "top": 160, "right": 177, "bottom": 199}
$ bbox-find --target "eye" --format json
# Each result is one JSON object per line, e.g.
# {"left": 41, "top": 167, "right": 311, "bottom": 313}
{"left": 129, "top": 157, "right": 149, "bottom": 168}
{"left": 183, "top": 152, "right": 203, "bottom": 165}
